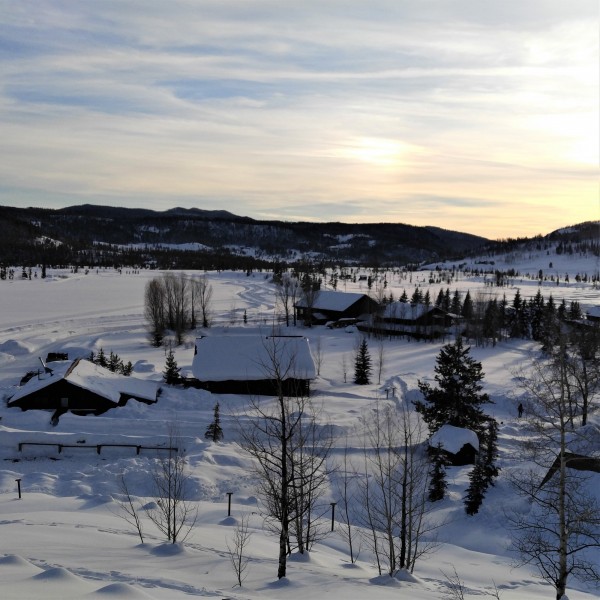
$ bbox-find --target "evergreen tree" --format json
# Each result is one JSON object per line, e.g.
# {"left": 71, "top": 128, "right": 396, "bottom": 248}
{"left": 410, "top": 287, "right": 423, "bottom": 304}
{"left": 354, "top": 338, "right": 372, "bottom": 385}
{"left": 108, "top": 351, "right": 122, "bottom": 373}
{"left": 121, "top": 361, "right": 133, "bottom": 376}
{"left": 461, "top": 290, "right": 474, "bottom": 321}
{"left": 399, "top": 289, "right": 408, "bottom": 303}
{"left": 482, "top": 299, "right": 500, "bottom": 345}
{"left": 414, "top": 337, "right": 492, "bottom": 438}
{"left": 540, "top": 295, "right": 559, "bottom": 352}
{"left": 96, "top": 347, "right": 108, "bottom": 368}
{"left": 428, "top": 443, "right": 449, "bottom": 502}
{"left": 423, "top": 289, "right": 431, "bottom": 307}
{"left": 205, "top": 402, "right": 224, "bottom": 442}
{"left": 163, "top": 349, "right": 182, "bottom": 385}
{"left": 435, "top": 289, "right": 445, "bottom": 308}
{"left": 464, "top": 420, "right": 500, "bottom": 514}
{"left": 450, "top": 290, "right": 462, "bottom": 315}
{"left": 464, "top": 461, "right": 488, "bottom": 515}
{"left": 529, "top": 289, "right": 545, "bottom": 341}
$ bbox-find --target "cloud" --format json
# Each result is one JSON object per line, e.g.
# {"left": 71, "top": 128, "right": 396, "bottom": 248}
{"left": 0, "top": 1, "right": 596, "bottom": 239}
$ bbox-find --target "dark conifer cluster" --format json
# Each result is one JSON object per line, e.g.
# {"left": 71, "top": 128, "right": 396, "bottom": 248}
{"left": 88, "top": 348, "right": 133, "bottom": 376}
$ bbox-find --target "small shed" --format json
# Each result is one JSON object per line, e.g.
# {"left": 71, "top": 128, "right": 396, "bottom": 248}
{"left": 429, "top": 424, "right": 479, "bottom": 466}
{"left": 8, "top": 358, "right": 159, "bottom": 419}
{"left": 295, "top": 290, "right": 379, "bottom": 325}
{"left": 191, "top": 334, "right": 316, "bottom": 396}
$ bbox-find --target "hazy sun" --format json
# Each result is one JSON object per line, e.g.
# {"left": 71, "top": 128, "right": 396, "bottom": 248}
{"left": 340, "top": 137, "right": 411, "bottom": 168}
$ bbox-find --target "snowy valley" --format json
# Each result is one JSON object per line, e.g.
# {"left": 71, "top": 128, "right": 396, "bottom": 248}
{"left": 0, "top": 243, "right": 598, "bottom": 600}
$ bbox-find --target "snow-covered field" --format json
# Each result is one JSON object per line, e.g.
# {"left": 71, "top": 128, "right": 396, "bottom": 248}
{"left": 0, "top": 257, "right": 598, "bottom": 599}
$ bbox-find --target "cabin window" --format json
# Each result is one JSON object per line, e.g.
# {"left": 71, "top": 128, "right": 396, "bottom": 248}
{"left": 60, "top": 397, "right": 69, "bottom": 408}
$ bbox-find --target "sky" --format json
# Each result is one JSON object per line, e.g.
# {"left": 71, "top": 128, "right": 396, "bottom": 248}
{"left": 0, "top": 1, "right": 598, "bottom": 239}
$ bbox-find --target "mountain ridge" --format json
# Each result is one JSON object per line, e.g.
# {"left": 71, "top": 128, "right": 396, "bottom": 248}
{"left": 0, "top": 203, "right": 596, "bottom": 270}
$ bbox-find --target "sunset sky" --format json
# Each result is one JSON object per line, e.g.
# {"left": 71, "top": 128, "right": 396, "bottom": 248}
{"left": 1, "top": 1, "right": 597, "bottom": 239}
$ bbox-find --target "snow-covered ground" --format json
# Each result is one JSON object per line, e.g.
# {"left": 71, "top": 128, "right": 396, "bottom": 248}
{"left": 0, "top": 260, "right": 598, "bottom": 599}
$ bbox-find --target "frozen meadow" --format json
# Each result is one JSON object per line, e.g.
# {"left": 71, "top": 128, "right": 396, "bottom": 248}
{"left": 0, "top": 250, "right": 598, "bottom": 600}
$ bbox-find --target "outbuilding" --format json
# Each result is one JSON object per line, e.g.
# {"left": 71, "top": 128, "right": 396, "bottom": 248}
{"left": 429, "top": 424, "right": 479, "bottom": 466}
{"left": 191, "top": 334, "right": 316, "bottom": 396}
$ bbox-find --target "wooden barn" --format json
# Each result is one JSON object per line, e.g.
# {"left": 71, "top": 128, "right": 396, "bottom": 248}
{"left": 368, "top": 302, "right": 460, "bottom": 339}
{"left": 191, "top": 334, "right": 316, "bottom": 396}
{"left": 429, "top": 424, "right": 479, "bottom": 466}
{"left": 294, "top": 290, "right": 379, "bottom": 326}
{"left": 8, "top": 358, "right": 159, "bottom": 422}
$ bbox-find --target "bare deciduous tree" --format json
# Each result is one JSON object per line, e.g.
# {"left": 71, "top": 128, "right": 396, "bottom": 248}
{"left": 276, "top": 273, "right": 300, "bottom": 327}
{"left": 144, "top": 278, "right": 166, "bottom": 346}
{"left": 238, "top": 336, "right": 333, "bottom": 579}
{"left": 113, "top": 473, "right": 145, "bottom": 544}
{"left": 227, "top": 514, "right": 252, "bottom": 587}
{"left": 508, "top": 350, "right": 600, "bottom": 600}
{"left": 358, "top": 400, "right": 437, "bottom": 576}
{"left": 313, "top": 335, "right": 324, "bottom": 377}
{"left": 194, "top": 275, "right": 213, "bottom": 328}
{"left": 334, "top": 434, "right": 361, "bottom": 563}
{"left": 145, "top": 425, "right": 197, "bottom": 544}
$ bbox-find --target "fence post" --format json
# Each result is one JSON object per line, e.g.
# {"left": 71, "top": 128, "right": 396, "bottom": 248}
{"left": 16, "top": 478, "right": 22, "bottom": 499}
{"left": 330, "top": 502, "right": 336, "bottom": 531}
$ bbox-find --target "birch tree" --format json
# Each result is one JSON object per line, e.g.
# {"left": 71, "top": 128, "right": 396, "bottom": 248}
{"left": 508, "top": 350, "right": 600, "bottom": 599}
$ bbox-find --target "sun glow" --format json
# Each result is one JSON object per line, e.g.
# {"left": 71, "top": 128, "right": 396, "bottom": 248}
{"left": 340, "top": 137, "right": 413, "bottom": 168}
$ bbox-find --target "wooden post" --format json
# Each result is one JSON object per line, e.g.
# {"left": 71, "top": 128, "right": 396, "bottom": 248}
{"left": 227, "top": 492, "right": 233, "bottom": 516}
{"left": 16, "top": 478, "right": 22, "bottom": 499}
{"left": 330, "top": 502, "right": 336, "bottom": 531}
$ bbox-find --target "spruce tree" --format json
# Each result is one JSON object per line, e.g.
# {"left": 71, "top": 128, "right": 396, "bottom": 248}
{"left": 464, "top": 420, "right": 499, "bottom": 515}
{"left": 96, "top": 347, "right": 108, "bottom": 368}
{"left": 205, "top": 402, "right": 224, "bottom": 442}
{"left": 428, "top": 443, "right": 449, "bottom": 502}
{"left": 108, "top": 351, "right": 122, "bottom": 373}
{"left": 464, "top": 461, "right": 488, "bottom": 515}
{"left": 414, "top": 337, "right": 492, "bottom": 438}
{"left": 163, "top": 349, "right": 181, "bottom": 385}
{"left": 354, "top": 338, "right": 372, "bottom": 385}
{"left": 121, "top": 361, "right": 133, "bottom": 376}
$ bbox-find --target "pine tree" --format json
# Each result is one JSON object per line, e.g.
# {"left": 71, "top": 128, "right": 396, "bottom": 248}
{"left": 354, "top": 338, "right": 372, "bottom": 385}
{"left": 163, "top": 349, "right": 181, "bottom": 385}
{"left": 414, "top": 337, "right": 492, "bottom": 438}
{"left": 205, "top": 402, "right": 224, "bottom": 442}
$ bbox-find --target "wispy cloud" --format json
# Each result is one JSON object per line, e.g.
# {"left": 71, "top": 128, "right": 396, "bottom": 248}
{"left": 0, "top": 0, "right": 596, "bottom": 238}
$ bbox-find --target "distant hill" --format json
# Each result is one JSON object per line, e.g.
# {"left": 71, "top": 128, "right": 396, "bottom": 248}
{"left": 0, "top": 204, "right": 595, "bottom": 270}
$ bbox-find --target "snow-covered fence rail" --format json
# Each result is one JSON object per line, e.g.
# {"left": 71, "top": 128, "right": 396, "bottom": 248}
{"left": 18, "top": 442, "right": 178, "bottom": 455}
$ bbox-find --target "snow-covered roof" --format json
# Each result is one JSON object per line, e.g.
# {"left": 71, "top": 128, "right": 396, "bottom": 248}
{"left": 382, "top": 302, "right": 459, "bottom": 320}
{"left": 383, "top": 302, "right": 431, "bottom": 319}
{"left": 192, "top": 335, "right": 316, "bottom": 381}
{"left": 587, "top": 306, "right": 600, "bottom": 319}
{"left": 9, "top": 359, "right": 158, "bottom": 404}
{"left": 296, "top": 290, "right": 369, "bottom": 311}
{"left": 429, "top": 424, "right": 479, "bottom": 454}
